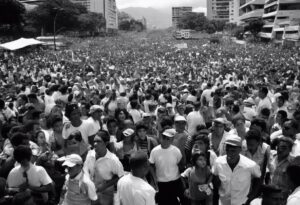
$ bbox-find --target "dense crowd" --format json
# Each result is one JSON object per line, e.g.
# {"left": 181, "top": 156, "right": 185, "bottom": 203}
{"left": 0, "top": 31, "right": 300, "bottom": 205}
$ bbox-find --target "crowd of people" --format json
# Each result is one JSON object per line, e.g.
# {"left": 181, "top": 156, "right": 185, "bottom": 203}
{"left": 0, "top": 31, "right": 300, "bottom": 205}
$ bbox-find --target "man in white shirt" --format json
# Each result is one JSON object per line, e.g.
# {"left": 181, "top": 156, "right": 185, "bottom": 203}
{"left": 257, "top": 87, "right": 272, "bottom": 115}
{"left": 7, "top": 145, "right": 53, "bottom": 204}
{"left": 85, "top": 105, "right": 103, "bottom": 136}
{"left": 63, "top": 103, "right": 95, "bottom": 145}
{"left": 84, "top": 130, "right": 124, "bottom": 205}
{"left": 212, "top": 134, "right": 261, "bottom": 205}
{"left": 149, "top": 129, "right": 186, "bottom": 205}
{"left": 117, "top": 151, "right": 156, "bottom": 205}
{"left": 186, "top": 101, "right": 205, "bottom": 136}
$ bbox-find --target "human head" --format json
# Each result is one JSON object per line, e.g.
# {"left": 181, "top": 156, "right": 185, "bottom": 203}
{"left": 245, "top": 128, "right": 262, "bottom": 154}
{"left": 225, "top": 134, "right": 242, "bottom": 164}
{"left": 10, "top": 132, "right": 30, "bottom": 148}
{"left": 106, "top": 117, "right": 118, "bottom": 135}
{"left": 276, "top": 110, "right": 288, "bottom": 125}
{"left": 35, "top": 130, "right": 47, "bottom": 146}
{"left": 259, "top": 87, "right": 268, "bottom": 99}
{"left": 277, "top": 137, "right": 293, "bottom": 160}
{"left": 14, "top": 145, "right": 32, "bottom": 168}
{"left": 174, "top": 115, "right": 186, "bottom": 132}
{"left": 51, "top": 116, "right": 63, "bottom": 133}
{"left": 192, "top": 130, "right": 210, "bottom": 153}
{"left": 232, "top": 115, "right": 246, "bottom": 131}
{"left": 93, "top": 130, "right": 110, "bottom": 156}
{"left": 61, "top": 154, "right": 83, "bottom": 179}
{"left": 250, "top": 118, "right": 266, "bottom": 133}
{"left": 135, "top": 122, "right": 148, "bottom": 140}
{"left": 277, "top": 96, "right": 285, "bottom": 108}
{"left": 65, "top": 103, "right": 81, "bottom": 124}
{"left": 89, "top": 105, "right": 103, "bottom": 120}
{"left": 191, "top": 152, "right": 207, "bottom": 168}
{"left": 129, "top": 151, "right": 150, "bottom": 177}
{"left": 260, "top": 108, "right": 271, "bottom": 120}
{"left": 282, "top": 120, "right": 298, "bottom": 138}
{"left": 213, "top": 118, "right": 226, "bottom": 136}
{"left": 161, "top": 128, "right": 176, "bottom": 149}
{"left": 115, "top": 108, "right": 128, "bottom": 122}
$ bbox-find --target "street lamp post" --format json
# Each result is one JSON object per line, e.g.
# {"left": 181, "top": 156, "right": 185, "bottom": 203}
{"left": 53, "top": 8, "right": 63, "bottom": 51}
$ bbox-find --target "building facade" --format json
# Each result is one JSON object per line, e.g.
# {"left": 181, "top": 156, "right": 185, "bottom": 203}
{"left": 71, "top": 0, "right": 118, "bottom": 31}
{"left": 207, "top": 0, "right": 239, "bottom": 23}
{"left": 172, "top": 7, "right": 193, "bottom": 28}
{"left": 239, "top": 0, "right": 265, "bottom": 24}
{"left": 259, "top": 0, "right": 300, "bottom": 40}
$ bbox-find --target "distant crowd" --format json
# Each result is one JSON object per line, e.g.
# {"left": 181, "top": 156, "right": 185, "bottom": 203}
{"left": 0, "top": 33, "right": 299, "bottom": 205}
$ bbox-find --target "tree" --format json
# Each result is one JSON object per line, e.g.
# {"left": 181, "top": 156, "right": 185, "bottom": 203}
{"left": 118, "top": 12, "right": 145, "bottom": 32}
{"left": 209, "top": 20, "right": 226, "bottom": 32}
{"left": 244, "top": 18, "right": 264, "bottom": 37}
{"left": 119, "top": 20, "right": 131, "bottom": 30}
{"left": 25, "top": 0, "right": 87, "bottom": 34}
{"left": 0, "top": 0, "right": 25, "bottom": 26}
{"left": 78, "top": 13, "right": 106, "bottom": 35}
{"left": 178, "top": 12, "right": 208, "bottom": 31}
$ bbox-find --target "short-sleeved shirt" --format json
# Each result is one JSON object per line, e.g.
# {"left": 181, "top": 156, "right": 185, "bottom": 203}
{"left": 84, "top": 149, "right": 124, "bottom": 184}
{"left": 149, "top": 145, "right": 182, "bottom": 182}
{"left": 63, "top": 171, "right": 97, "bottom": 205}
{"left": 7, "top": 163, "right": 53, "bottom": 201}
{"left": 212, "top": 154, "right": 261, "bottom": 205}
{"left": 62, "top": 120, "right": 95, "bottom": 145}
{"left": 117, "top": 173, "right": 156, "bottom": 205}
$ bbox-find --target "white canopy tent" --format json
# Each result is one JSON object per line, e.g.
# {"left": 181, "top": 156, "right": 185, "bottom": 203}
{"left": 0, "top": 38, "right": 44, "bottom": 51}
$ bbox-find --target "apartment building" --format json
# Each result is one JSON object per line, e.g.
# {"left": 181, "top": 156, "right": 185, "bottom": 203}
{"left": 207, "top": 0, "right": 239, "bottom": 23}
{"left": 239, "top": 0, "right": 265, "bottom": 24}
{"left": 172, "top": 7, "right": 193, "bottom": 28}
{"left": 260, "top": 0, "right": 300, "bottom": 40}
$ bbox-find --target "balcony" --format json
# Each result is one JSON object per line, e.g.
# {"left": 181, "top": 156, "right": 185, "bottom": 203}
{"left": 279, "top": 0, "right": 300, "bottom": 3}
{"left": 284, "top": 34, "right": 300, "bottom": 40}
{"left": 259, "top": 32, "right": 273, "bottom": 38}
{"left": 239, "top": 9, "right": 264, "bottom": 21}
{"left": 263, "top": 10, "right": 278, "bottom": 17}
{"left": 240, "top": 0, "right": 265, "bottom": 9}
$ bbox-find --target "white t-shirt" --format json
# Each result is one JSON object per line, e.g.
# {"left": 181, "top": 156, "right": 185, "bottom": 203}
{"left": 186, "top": 110, "right": 205, "bottom": 136}
{"left": 149, "top": 145, "right": 182, "bottom": 182}
{"left": 117, "top": 173, "right": 156, "bottom": 205}
{"left": 62, "top": 120, "right": 95, "bottom": 145}
{"left": 84, "top": 117, "right": 101, "bottom": 136}
{"left": 7, "top": 163, "right": 53, "bottom": 200}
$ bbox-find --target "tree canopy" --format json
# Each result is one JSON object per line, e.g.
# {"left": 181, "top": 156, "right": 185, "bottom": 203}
{"left": 25, "top": 0, "right": 87, "bottom": 34}
{"left": 0, "top": 0, "right": 25, "bottom": 25}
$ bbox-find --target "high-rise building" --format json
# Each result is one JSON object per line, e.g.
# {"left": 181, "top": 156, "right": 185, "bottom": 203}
{"left": 71, "top": 0, "right": 118, "bottom": 31}
{"left": 207, "top": 0, "right": 238, "bottom": 22}
{"left": 239, "top": 0, "right": 265, "bottom": 25}
{"left": 172, "top": 7, "right": 193, "bottom": 28}
{"left": 229, "top": 0, "right": 240, "bottom": 24}
{"left": 260, "top": 0, "right": 300, "bottom": 40}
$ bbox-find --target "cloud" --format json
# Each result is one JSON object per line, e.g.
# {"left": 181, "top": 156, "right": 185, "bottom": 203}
{"left": 116, "top": 0, "right": 206, "bottom": 9}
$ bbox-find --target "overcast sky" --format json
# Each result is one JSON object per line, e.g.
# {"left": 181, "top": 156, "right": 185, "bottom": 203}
{"left": 116, "top": 0, "right": 207, "bottom": 13}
